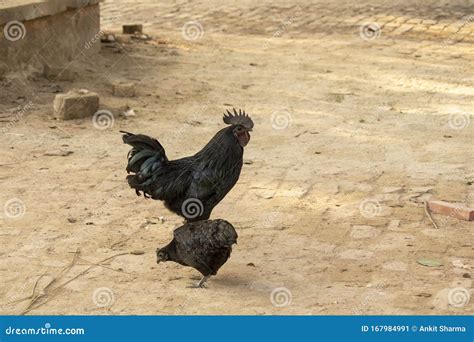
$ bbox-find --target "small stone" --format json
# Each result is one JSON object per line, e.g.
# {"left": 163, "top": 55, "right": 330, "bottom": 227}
{"left": 44, "top": 150, "right": 74, "bottom": 157}
{"left": 53, "top": 90, "right": 99, "bottom": 120}
{"left": 101, "top": 33, "right": 116, "bottom": 43}
{"left": 247, "top": 263, "right": 256, "bottom": 267}
{"left": 131, "top": 250, "right": 145, "bottom": 255}
{"left": 452, "top": 259, "right": 465, "bottom": 268}
{"left": 67, "top": 217, "right": 77, "bottom": 223}
{"left": 132, "top": 33, "right": 152, "bottom": 41}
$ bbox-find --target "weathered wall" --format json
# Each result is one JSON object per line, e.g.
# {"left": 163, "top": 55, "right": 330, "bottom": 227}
{"left": 0, "top": 1, "right": 101, "bottom": 76}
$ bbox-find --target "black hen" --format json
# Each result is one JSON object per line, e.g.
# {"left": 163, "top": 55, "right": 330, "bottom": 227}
{"left": 121, "top": 108, "right": 253, "bottom": 222}
{"left": 156, "top": 219, "right": 238, "bottom": 287}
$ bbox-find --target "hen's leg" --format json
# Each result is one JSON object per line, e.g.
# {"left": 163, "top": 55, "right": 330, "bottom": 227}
{"left": 187, "top": 275, "right": 210, "bottom": 288}
{"left": 197, "top": 275, "right": 210, "bottom": 288}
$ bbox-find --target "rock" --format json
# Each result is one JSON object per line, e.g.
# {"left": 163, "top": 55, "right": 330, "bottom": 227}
{"left": 382, "top": 261, "right": 407, "bottom": 271}
{"left": 452, "top": 259, "right": 466, "bottom": 269}
{"left": 53, "top": 90, "right": 99, "bottom": 120}
{"left": 121, "top": 106, "right": 136, "bottom": 117}
{"left": 350, "top": 225, "right": 381, "bottom": 239}
{"left": 112, "top": 82, "right": 137, "bottom": 97}
{"left": 100, "top": 33, "right": 116, "bottom": 43}
{"left": 132, "top": 33, "right": 152, "bottom": 41}
{"left": 382, "top": 187, "right": 403, "bottom": 193}
{"left": 44, "top": 150, "right": 73, "bottom": 157}
{"left": 123, "top": 24, "right": 143, "bottom": 34}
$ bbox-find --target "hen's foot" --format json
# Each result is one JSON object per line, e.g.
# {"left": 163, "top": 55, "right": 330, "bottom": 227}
{"left": 186, "top": 275, "right": 210, "bottom": 288}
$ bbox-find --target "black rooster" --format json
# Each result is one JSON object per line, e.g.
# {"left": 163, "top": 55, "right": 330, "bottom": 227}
{"left": 156, "top": 219, "right": 238, "bottom": 287}
{"left": 121, "top": 108, "right": 253, "bottom": 222}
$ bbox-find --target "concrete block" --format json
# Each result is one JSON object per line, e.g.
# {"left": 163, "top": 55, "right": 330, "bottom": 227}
{"left": 53, "top": 89, "right": 99, "bottom": 120}
{"left": 112, "top": 82, "right": 136, "bottom": 97}
{"left": 0, "top": 1, "right": 101, "bottom": 75}
{"left": 43, "top": 64, "right": 76, "bottom": 81}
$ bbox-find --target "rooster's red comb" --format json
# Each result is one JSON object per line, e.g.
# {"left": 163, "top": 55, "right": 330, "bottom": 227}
{"left": 223, "top": 108, "right": 254, "bottom": 129}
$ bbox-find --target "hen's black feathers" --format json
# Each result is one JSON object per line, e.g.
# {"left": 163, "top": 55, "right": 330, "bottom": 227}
{"left": 158, "top": 219, "right": 238, "bottom": 276}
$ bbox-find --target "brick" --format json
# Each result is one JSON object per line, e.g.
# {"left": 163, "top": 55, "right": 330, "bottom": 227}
{"left": 411, "top": 25, "right": 429, "bottom": 33}
{"left": 444, "top": 24, "right": 463, "bottom": 33}
{"left": 406, "top": 18, "right": 423, "bottom": 24}
{"left": 112, "top": 82, "right": 137, "bottom": 97}
{"left": 392, "top": 24, "right": 414, "bottom": 35}
{"left": 427, "top": 201, "right": 474, "bottom": 221}
{"left": 376, "top": 16, "right": 396, "bottom": 23}
{"left": 428, "top": 24, "right": 448, "bottom": 31}
{"left": 422, "top": 19, "right": 437, "bottom": 25}
{"left": 123, "top": 24, "right": 143, "bottom": 34}
{"left": 53, "top": 90, "right": 99, "bottom": 120}
{"left": 391, "top": 16, "right": 410, "bottom": 24}
{"left": 384, "top": 22, "right": 401, "bottom": 29}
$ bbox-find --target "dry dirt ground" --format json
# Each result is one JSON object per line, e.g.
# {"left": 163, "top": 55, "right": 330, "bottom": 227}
{"left": 0, "top": 0, "right": 473, "bottom": 315}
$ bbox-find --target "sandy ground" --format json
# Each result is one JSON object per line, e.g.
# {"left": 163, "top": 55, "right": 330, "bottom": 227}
{"left": 0, "top": 0, "right": 473, "bottom": 315}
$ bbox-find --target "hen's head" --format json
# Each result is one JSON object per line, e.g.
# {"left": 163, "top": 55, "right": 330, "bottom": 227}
{"left": 223, "top": 108, "right": 254, "bottom": 147}
{"left": 156, "top": 248, "right": 169, "bottom": 264}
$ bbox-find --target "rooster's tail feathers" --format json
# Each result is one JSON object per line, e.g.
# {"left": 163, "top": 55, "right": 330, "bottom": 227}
{"left": 121, "top": 131, "right": 168, "bottom": 175}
